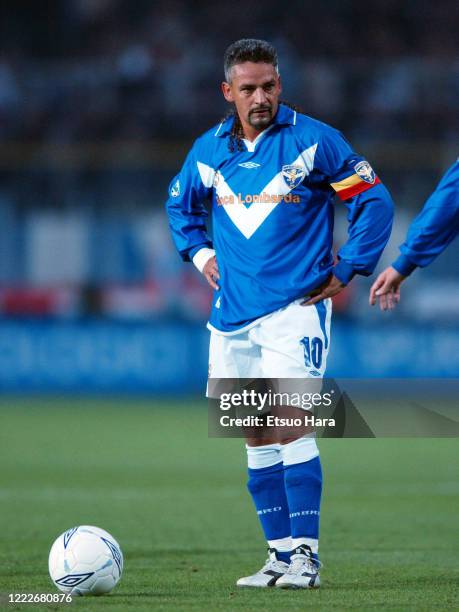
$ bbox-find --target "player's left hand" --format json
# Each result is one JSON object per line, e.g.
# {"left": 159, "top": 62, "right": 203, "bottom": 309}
{"left": 369, "top": 266, "right": 406, "bottom": 311}
{"left": 302, "top": 274, "right": 345, "bottom": 306}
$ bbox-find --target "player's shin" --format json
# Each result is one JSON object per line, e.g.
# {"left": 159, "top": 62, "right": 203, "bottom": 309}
{"left": 281, "top": 435, "right": 322, "bottom": 562}
{"left": 246, "top": 444, "right": 291, "bottom": 562}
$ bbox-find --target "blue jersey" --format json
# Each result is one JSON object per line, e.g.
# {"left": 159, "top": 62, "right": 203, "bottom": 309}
{"left": 166, "top": 104, "right": 393, "bottom": 333}
{"left": 392, "top": 160, "right": 459, "bottom": 276}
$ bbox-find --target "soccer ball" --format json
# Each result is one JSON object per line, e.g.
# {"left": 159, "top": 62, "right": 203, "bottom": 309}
{"left": 49, "top": 525, "right": 123, "bottom": 596}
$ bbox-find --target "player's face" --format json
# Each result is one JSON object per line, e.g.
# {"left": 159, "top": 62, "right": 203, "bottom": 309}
{"left": 221, "top": 62, "right": 282, "bottom": 137}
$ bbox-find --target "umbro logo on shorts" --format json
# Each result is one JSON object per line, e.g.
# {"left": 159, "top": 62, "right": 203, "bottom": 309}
{"left": 238, "top": 162, "right": 261, "bottom": 169}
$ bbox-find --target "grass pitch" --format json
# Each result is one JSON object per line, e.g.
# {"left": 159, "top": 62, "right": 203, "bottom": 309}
{"left": 0, "top": 398, "right": 457, "bottom": 611}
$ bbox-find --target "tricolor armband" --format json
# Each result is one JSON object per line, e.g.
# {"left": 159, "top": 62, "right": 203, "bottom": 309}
{"left": 330, "top": 161, "right": 380, "bottom": 201}
{"left": 331, "top": 173, "right": 381, "bottom": 200}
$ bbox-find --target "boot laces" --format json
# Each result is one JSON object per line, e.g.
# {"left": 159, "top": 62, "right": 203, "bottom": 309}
{"left": 287, "top": 547, "right": 321, "bottom": 574}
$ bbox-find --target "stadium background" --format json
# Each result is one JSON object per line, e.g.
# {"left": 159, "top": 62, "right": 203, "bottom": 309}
{"left": 0, "top": 0, "right": 457, "bottom": 391}
{"left": 0, "top": 2, "right": 458, "bottom": 609}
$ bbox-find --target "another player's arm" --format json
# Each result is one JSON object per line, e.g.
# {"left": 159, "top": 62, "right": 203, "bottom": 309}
{"left": 304, "top": 130, "right": 394, "bottom": 306}
{"left": 370, "top": 161, "right": 459, "bottom": 310}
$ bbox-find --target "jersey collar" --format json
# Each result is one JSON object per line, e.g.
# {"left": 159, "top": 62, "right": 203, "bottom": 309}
{"left": 214, "top": 104, "right": 296, "bottom": 138}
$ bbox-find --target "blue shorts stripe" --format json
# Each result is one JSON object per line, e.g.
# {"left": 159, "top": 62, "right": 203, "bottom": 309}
{"left": 314, "top": 301, "right": 329, "bottom": 350}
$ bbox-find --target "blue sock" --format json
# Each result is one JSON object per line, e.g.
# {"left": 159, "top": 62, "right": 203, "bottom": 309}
{"left": 284, "top": 456, "right": 322, "bottom": 548}
{"left": 247, "top": 462, "right": 291, "bottom": 556}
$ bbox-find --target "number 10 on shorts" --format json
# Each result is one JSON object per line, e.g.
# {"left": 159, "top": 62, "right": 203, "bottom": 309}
{"left": 301, "top": 336, "right": 323, "bottom": 369}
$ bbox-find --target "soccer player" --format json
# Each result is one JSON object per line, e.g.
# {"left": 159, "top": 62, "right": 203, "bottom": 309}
{"left": 166, "top": 39, "right": 394, "bottom": 589}
{"left": 369, "top": 160, "right": 459, "bottom": 310}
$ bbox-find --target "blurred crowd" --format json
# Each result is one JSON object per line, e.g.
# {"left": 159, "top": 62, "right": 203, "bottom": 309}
{"left": 0, "top": 0, "right": 457, "bottom": 321}
{"left": 0, "top": 0, "right": 457, "bottom": 144}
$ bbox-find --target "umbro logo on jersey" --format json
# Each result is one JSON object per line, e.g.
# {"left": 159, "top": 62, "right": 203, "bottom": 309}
{"left": 238, "top": 162, "right": 261, "bottom": 169}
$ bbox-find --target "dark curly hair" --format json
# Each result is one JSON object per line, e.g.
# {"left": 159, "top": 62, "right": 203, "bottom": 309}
{"left": 224, "top": 38, "right": 278, "bottom": 83}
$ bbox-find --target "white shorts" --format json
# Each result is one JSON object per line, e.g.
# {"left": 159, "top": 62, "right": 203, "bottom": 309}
{"left": 208, "top": 298, "right": 332, "bottom": 379}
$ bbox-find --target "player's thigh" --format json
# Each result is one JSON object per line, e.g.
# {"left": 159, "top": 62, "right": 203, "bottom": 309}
{"left": 255, "top": 298, "right": 332, "bottom": 378}
{"left": 208, "top": 330, "right": 263, "bottom": 378}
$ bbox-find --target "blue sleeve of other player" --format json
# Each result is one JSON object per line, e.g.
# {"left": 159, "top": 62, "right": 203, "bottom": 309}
{"left": 165, "top": 142, "right": 213, "bottom": 262}
{"left": 392, "top": 161, "right": 459, "bottom": 276}
{"left": 334, "top": 184, "right": 394, "bottom": 284}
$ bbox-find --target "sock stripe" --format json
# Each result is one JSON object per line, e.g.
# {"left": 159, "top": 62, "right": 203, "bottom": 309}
{"left": 246, "top": 443, "right": 281, "bottom": 469}
{"left": 281, "top": 435, "right": 319, "bottom": 466}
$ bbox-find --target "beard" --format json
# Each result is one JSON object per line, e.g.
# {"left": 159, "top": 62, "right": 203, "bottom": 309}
{"left": 248, "top": 106, "right": 273, "bottom": 129}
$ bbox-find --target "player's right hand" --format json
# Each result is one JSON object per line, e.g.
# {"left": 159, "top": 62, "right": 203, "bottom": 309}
{"left": 203, "top": 256, "right": 220, "bottom": 290}
{"left": 369, "top": 266, "right": 406, "bottom": 311}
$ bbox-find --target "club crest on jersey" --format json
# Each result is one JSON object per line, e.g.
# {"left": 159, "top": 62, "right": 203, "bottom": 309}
{"left": 170, "top": 179, "right": 180, "bottom": 197}
{"left": 282, "top": 164, "right": 306, "bottom": 189}
{"left": 354, "top": 161, "right": 376, "bottom": 184}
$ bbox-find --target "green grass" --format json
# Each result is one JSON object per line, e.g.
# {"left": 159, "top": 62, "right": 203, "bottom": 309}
{"left": 0, "top": 399, "right": 457, "bottom": 611}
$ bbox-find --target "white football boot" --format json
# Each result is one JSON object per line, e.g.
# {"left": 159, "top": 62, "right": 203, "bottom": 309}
{"left": 275, "top": 544, "right": 320, "bottom": 589}
{"left": 236, "top": 548, "right": 289, "bottom": 588}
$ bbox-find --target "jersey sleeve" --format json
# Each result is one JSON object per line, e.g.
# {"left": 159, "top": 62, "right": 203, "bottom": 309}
{"left": 314, "top": 128, "right": 394, "bottom": 283}
{"left": 392, "top": 161, "right": 459, "bottom": 276}
{"left": 165, "top": 140, "right": 213, "bottom": 262}
{"left": 315, "top": 128, "right": 381, "bottom": 200}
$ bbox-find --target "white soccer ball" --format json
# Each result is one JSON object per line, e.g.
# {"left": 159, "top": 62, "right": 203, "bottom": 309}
{"left": 48, "top": 525, "right": 123, "bottom": 596}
